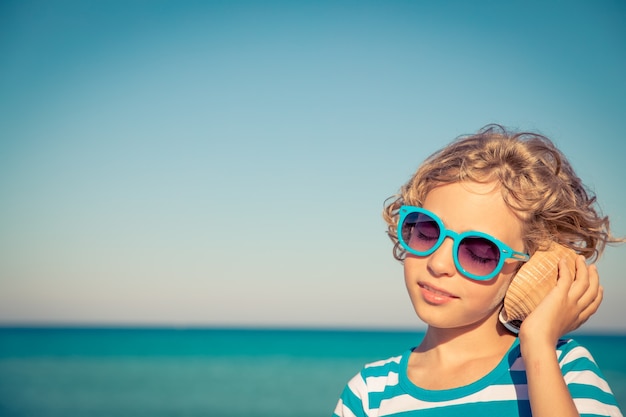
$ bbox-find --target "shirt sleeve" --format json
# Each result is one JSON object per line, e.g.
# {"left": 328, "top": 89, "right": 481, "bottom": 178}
{"left": 557, "top": 339, "right": 623, "bottom": 417}
{"left": 332, "top": 371, "right": 369, "bottom": 417}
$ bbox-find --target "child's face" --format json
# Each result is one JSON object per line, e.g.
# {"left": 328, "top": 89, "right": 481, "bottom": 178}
{"left": 403, "top": 181, "right": 525, "bottom": 330}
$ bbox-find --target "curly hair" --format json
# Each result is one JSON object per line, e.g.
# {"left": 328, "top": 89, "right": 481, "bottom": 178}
{"left": 383, "top": 124, "right": 621, "bottom": 262}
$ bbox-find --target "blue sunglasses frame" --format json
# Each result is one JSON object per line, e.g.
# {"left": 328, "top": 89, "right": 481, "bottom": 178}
{"left": 397, "top": 205, "right": 530, "bottom": 281}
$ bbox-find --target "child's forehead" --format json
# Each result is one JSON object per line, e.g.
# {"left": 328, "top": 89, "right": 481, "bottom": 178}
{"left": 422, "top": 181, "right": 525, "bottom": 237}
{"left": 422, "top": 180, "right": 528, "bottom": 218}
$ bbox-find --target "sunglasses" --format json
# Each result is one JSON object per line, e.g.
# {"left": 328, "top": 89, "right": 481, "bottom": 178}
{"left": 397, "top": 205, "right": 530, "bottom": 281}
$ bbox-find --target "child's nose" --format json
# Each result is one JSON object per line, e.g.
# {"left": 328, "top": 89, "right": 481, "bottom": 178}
{"left": 427, "top": 237, "right": 457, "bottom": 278}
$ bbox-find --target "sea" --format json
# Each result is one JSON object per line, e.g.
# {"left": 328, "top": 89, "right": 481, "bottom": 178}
{"left": 0, "top": 327, "right": 624, "bottom": 417}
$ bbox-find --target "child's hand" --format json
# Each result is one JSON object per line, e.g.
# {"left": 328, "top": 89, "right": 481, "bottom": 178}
{"left": 518, "top": 256, "right": 603, "bottom": 348}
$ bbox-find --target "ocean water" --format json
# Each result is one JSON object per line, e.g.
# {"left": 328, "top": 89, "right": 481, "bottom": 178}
{"left": 0, "top": 328, "right": 624, "bottom": 417}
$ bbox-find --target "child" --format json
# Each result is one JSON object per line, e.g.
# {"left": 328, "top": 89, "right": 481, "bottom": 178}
{"left": 333, "top": 125, "right": 624, "bottom": 417}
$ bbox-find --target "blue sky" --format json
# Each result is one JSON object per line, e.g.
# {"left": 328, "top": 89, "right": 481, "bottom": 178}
{"left": 1, "top": 1, "right": 625, "bottom": 331}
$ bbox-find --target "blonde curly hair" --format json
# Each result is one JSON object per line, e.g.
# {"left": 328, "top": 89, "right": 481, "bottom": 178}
{"left": 383, "top": 124, "right": 620, "bottom": 262}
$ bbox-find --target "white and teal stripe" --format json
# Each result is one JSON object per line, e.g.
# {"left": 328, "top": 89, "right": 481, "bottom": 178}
{"left": 333, "top": 338, "right": 622, "bottom": 417}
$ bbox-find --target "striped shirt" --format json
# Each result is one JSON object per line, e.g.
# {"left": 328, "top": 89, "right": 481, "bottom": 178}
{"left": 333, "top": 338, "right": 622, "bottom": 417}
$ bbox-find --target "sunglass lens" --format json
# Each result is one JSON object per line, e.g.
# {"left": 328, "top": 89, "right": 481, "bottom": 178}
{"left": 457, "top": 237, "right": 500, "bottom": 277}
{"left": 402, "top": 212, "right": 440, "bottom": 253}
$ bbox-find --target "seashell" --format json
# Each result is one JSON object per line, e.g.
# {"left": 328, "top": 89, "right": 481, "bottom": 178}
{"left": 499, "top": 242, "right": 578, "bottom": 334}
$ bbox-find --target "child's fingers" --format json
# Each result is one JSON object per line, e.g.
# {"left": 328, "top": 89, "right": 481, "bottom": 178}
{"left": 526, "top": 255, "right": 603, "bottom": 337}
{"left": 582, "top": 284, "right": 603, "bottom": 321}
{"left": 570, "top": 255, "right": 589, "bottom": 286}
{"left": 566, "top": 285, "right": 603, "bottom": 333}
{"left": 561, "top": 260, "right": 602, "bottom": 333}
{"left": 580, "top": 263, "right": 600, "bottom": 302}
{"left": 555, "top": 256, "right": 575, "bottom": 292}
{"left": 573, "top": 260, "right": 600, "bottom": 309}
{"left": 577, "top": 264, "right": 602, "bottom": 319}
{"left": 565, "top": 256, "right": 596, "bottom": 300}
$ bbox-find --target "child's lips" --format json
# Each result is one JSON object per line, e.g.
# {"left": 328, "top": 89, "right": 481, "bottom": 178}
{"left": 418, "top": 282, "right": 459, "bottom": 303}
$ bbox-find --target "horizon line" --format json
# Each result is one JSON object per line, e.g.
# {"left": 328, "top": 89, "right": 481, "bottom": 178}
{"left": 0, "top": 323, "right": 625, "bottom": 336}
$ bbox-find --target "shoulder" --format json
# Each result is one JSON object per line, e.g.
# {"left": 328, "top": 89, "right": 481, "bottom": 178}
{"left": 347, "top": 350, "right": 408, "bottom": 392}
{"left": 555, "top": 338, "right": 598, "bottom": 367}
{"left": 555, "top": 337, "right": 605, "bottom": 378}
{"left": 344, "top": 349, "right": 411, "bottom": 395}
{"left": 362, "top": 352, "right": 406, "bottom": 377}
{"left": 334, "top": 350, "right": 411, "bottom": 416}
{"left": 555, "top": 338, "right": 623, "bottom": 416}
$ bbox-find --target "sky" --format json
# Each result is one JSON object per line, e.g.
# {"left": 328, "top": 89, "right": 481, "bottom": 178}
{"left": 1, "top": 0, "right": 625, "bottom": 331}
